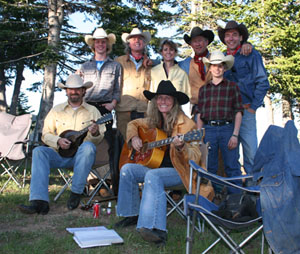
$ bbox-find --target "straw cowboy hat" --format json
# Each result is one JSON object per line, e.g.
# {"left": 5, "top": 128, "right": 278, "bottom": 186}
{"left": 218, "top": 20, "right": 249, "bottom": 44}
{"left": 184, "top": 26, "right": 214, "bottom": 45}
{"left": 58, "top": 74, "right": 93, "bottom": 89}
{"left": 85, "top": 27, "right": 116, "bottom": 51}
{"left": 143, "top": 80, "right": 189, "bottom": 105}
{"left": 121, "top": 28, "right": 151, "bottom": 44}
{"left": 202, "top": 50, "right": 234, "bottom": 70}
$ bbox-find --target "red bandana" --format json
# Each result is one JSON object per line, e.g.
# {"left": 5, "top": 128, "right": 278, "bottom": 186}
{"left": 194, "top": 49, "right": 208, "bottom": 81}
{"left": 227, "top": 45, "right": 241, "bottom": 56}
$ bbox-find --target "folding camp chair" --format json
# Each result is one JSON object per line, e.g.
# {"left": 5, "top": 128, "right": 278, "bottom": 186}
{"left": 165, "top": 141, "right": 210, "bottom": 233}
{"left": 185, "top": 160, "right": 265, "bottom": 254}
{"left": 0, "top": 112, "right": 32, "bottom": 192}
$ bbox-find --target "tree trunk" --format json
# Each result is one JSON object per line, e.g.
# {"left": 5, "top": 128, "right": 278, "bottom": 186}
{"left": 282, "top": 96, "right": 293, "bottom": 125}
{"left": 34, "top": 0, "right": 64, "bottom": 141}
{"left": 0, "top": 67, "right": 7, "bottom": 112}
{"left": 9, "top": 62, "right": 25, "bottom": 115}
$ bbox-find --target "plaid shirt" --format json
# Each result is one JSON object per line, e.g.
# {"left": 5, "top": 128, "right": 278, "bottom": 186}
{"left": 195, "top": 78, "right": 243, "bottom": 121}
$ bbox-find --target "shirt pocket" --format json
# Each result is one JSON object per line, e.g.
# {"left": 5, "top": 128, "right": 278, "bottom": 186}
{"left": 260, "top": 171, "right": 292, "bottom": 209}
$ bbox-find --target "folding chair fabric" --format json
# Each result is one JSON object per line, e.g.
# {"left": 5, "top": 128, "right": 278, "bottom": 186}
{"left": 0, "top": 112, "right": 32, "bottom": 192}
{"left": 185, "top": 160, "right": 264, "bottom": 254}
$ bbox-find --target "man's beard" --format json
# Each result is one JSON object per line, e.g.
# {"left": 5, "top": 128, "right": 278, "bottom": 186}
{"left": 68, "top": 95, "right": 82, "bottom": 103}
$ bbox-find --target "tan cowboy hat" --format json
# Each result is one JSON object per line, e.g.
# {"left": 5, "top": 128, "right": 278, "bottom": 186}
{"left": 203, "top": 50, "right": 234, "bottom": 70}
{"left": 143, "top": 80, "right": 189, "bottom": 105}
{"left": 85, "top": 27, "right": 116, "bottom": 48}
{"left": 218, "top": 21, "right": 249, "bottom": 45}
{"left": 184, "top": 26, "right": 214, "bottom": 45}
{"left": 58, "top": 74, "right": 93, "bottom": 89}
{"left": 121, "top": 28, "right": 151, "bottom": 44}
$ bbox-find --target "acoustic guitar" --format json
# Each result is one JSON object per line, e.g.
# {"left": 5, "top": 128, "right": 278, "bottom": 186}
{"left": 119, "top": 127, "right": 204, "bottom": 169}
{"left": 58, "top": 112, "right": 113, "bottom": 157}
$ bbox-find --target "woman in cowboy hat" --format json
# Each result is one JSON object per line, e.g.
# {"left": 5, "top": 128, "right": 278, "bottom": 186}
{"left": 114, "top": 80, "right": 213, "bottom": 244}
{"left": 195, "top": 50, "right": 244, "bottom": 192}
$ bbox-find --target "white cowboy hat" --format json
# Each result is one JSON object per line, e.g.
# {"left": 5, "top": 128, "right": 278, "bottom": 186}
{"left": 85, "top": 27, "right": 116, "bottom": 48}
{"left": 121, "top": 28, "right": 151, "bottom": 44}
{"left": 58, "top": 74, "right": 93, "bottom": 89}
{"left": 203, "top": 50, "right": 234, "bottom": 70}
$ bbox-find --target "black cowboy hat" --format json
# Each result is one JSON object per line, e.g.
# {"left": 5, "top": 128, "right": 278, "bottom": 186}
{"left": 218, "top": 21, "right": 249, "bottom": 45}
{"left": 143, "top": 80, "right": 189, "bottom": 105}
{"left": 184, "top": 26, "right": 214, "bottom": 45}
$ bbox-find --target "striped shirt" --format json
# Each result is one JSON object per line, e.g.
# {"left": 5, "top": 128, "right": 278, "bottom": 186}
{"left": 195, "top": 78, "right": 243, "bottom": 121}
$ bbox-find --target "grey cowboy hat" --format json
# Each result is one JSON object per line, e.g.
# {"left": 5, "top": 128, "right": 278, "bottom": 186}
{"left": 143, "top": 80, "right": 189, "bottom": 105}
{"left": 218, "top": 20, "right": 249, "bottom": 44}
{"left": 121, "top": 28, "right": 151, "bottom": 44}
{"left": 184, "top": 26, "right": 214, "bottom": 45}
{"left": 203, "top": 50, "right": 234, "bottom": 70}
{"left": 58, "top": 74, "right": 93, "bottom": 89}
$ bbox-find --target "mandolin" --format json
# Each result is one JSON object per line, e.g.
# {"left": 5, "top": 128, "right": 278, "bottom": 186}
{"left": 58, "top": 112, "right": 113, "bottom": 157}
{"left": 119, "top": 127, "right": 204, "bottom": 169}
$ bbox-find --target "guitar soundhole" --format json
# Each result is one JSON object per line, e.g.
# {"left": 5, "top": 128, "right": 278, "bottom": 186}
{"left": 134, "top": 150, "right": 151, "bottom": 163}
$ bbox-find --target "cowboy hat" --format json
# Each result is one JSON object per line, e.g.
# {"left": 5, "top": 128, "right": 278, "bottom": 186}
{"left": 202, "top": 50, "right": 234, "bottom": 70}
{"left": 184, "top": 26, "right": 214, "bottom": 45}
{"left": 85, "top": 27, "right": 116, "bottom": 48}
{"left": 58, "top": 74, "right": 93, "bottom": 89}
{"left": 121, "top": 28, "right": 151, "bottom": 44}
{"left": 143, "top": 80, "right": 189, "bottom": 105}
{"left": 218, "top": 21, "right": 249, "bottom": 45}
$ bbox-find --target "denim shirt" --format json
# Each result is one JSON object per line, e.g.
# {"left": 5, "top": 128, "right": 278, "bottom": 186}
{"left": 252, "top": 120, "right": 300, "bottom": 254}
{"left": 224, "top": 49, "right": 270, "bottom": 111}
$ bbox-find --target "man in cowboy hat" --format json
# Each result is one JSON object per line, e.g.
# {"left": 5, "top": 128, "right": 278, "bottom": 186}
{"left": 77, "top": 27, "right": 122, "bottom": 131}
{"left": 19, "top": 74, "right": 105, "bottom": 214}
{"left": 195, "top": 50, "right": 244, "bottom": 190}
{"left": 115, "top": 28, "right": 152, "bottom": 138}
{"left": 179, "top": 27, "right": 215, "bottom": 106}
{"left": 218, "top": 20, "right": 269, "bottom": 174}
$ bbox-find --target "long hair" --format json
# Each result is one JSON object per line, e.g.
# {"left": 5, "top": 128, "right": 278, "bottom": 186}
{"left": 204, "top": 62, "right": 226, "bottom": 86}
{"left": 146, "top": 96, "right": 182, "bottom": 136}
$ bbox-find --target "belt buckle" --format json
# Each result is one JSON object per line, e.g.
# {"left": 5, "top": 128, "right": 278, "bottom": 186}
{"left": 210, "top": 120, "right": 217, "bottom": 126}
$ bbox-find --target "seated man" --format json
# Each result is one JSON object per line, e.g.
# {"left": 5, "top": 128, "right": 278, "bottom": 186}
{"left": 19, "top": 74, "right": 105, "bottom": 214}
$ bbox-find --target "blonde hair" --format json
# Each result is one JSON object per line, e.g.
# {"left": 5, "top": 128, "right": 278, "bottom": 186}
{"left": 146, "top": 96, "right": 182, "bottom": 136}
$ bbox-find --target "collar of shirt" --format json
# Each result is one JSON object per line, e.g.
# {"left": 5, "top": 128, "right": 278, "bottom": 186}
{"left": 129, "top": 54, "right": 143, "bottom": 71}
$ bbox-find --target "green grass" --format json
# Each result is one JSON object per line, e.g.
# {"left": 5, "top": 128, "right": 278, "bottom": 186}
{"left": 0, "top": 172, "right": 269, "bottom": 254}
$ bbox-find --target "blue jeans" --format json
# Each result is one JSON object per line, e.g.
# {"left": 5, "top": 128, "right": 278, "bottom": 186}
{"left": 239, "top": 110, "right": 258, "bottom": 174}
{"left": 29, "top": 141, "right": 96, "bottom": 202}
{"left": 204, "top": 124, "right": 241, "bottom": 192}
{"left": 117, "top": 163, "right": 182, "bottom": 231}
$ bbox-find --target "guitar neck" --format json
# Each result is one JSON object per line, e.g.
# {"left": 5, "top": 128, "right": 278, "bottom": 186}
{"left": 145, "top": 135, "right": 182, "bottom": 150}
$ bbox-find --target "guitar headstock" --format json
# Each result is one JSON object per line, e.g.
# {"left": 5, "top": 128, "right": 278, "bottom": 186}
{"left": 97, "top": 113, "right": 113, "bottom": 125}
{"left": 184, "top": 128, "right": 205, "bottom": 142}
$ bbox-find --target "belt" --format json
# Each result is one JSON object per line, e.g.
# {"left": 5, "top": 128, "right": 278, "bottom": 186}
{"left": 204, "top": 120, "right": 232, "bottom": 126}
{"left": 243, "top": 103, "right": 251, "bottom": 109}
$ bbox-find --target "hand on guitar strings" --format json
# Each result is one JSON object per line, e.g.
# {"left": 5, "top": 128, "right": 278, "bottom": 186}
{"left": 173, "top": 134, "right": 185, "bottom": 151}
{"left": 88, "top": 121, "right": 100, "bottom": 136}
{"left": 58, "top": 138, "right": 71, "bottom": 150}
{"left": 131, "top": 136, "right": 143, "bottom": 152}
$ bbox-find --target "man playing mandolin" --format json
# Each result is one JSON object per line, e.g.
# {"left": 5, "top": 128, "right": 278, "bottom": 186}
{"left": 114, "top": 80, "right": 213, "bottom": 245}
{"left": 19, "top": 74, "right": 106, "bottom": 214}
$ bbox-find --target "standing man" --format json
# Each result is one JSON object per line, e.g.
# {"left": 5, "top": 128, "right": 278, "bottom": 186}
{"left": 78, "top": 27, "right": 122, "bottom": 131}
{"left": 19, "top": 74, "right": 105, "bottom": 214}
{"left": 115, "top": 28, "right": 152, "bottom": 138}
{"left": 179, "top": 27, "right": 214, "bottom": 107}
{"left": 218, "top": 21, "right": 270, "bottom": 174}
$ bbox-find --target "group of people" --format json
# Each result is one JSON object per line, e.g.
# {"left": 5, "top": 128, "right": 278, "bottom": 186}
{"left": 19, "top": 20, "right": 269, "bottom": 245}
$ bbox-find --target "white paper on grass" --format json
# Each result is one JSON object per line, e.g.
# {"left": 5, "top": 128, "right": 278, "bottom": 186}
{"left": 66, "top": 226, "right": 123, "bottom": 248}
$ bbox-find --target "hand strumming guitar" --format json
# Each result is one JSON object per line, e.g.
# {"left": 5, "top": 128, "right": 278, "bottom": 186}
{"left": 58, "top": 138, "right": 71, "bottom": 150}
{"left": 131, "top": 136, "right": 143, "bottom": 152}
